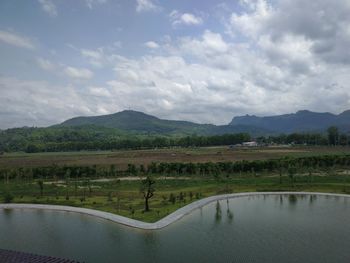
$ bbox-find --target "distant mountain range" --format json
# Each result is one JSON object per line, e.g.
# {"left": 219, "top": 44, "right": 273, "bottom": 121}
{"left": 57, "top": 109, "right": 350, "bottom": 135}
{"left": 230, "top": 110, "right": 350, "bottom": 133}
{"left": 58, "top": 110, "right": 269, "bottom": 136}
{"left": 2, "top": 109, "right": 350, "bottom": 152}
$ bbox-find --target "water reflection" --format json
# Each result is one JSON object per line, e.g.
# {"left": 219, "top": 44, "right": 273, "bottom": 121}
{"left": 213, "top": 200, "right": 234, "bottom": 224}
{"left": 309, "top": 195, "right": 317, "bottom": 204}
{"left": 226, "top": 199, "right": 233, "bottom": 222}
{"left": 3, "top": 208, "right": 13, "bottom": 216}
{"left": 288, "top": 194, "right": 297, "bottom": 205}
{"left": 215, "top": 201, "right": 222, "bottom": 222}
{"left": 142, "top": 231, "right": 158, "bottom": 246}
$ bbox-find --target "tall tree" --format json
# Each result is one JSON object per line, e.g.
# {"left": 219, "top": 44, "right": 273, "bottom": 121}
{"left": 37, "top": 179, "right": 44, "bottom": 197}
{"left": 327, "top": 126, "right": 339, "bottom": 146}
{"left": 140, "top": 176, "right": 155, "bottom": 212}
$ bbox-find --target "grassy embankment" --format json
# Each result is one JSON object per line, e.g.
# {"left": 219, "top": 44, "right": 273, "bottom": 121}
{"left": 1, "top": 146, "right": 350, "bottom": 222}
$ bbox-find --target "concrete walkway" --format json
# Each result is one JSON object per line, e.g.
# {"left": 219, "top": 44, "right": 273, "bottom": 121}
{"left": 1, "top": 192, "right": 349, "bottom": 230}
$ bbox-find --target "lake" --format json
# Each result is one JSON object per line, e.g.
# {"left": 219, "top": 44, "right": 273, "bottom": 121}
{"left": 1, "top": 194, "right": 350, "bottom": 263}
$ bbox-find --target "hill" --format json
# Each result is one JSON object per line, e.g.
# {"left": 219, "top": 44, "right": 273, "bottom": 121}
{"left": 230, "top": 110, "right": 350, "bottom": 133}
{"left": 59, "top": 110, "right": 270, "bottom": 136}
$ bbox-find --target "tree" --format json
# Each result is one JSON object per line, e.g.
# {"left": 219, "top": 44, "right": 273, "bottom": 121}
{"left": 65, "top": 169, "right": 71, "bottom": 200}
{"left": 279, "top": 162, "right": 283, "bottom": 185}
{"left": 3, "top": 192, "right": 14, "bottom": 203}
{"left": 288, "top": 166, "right": 297, "bottom": 187}
{"left": 127, "top": 164, "right": 138, "bottom": 176}
{"left": 110, "top": 165, "right": 116, "bottom": 177}
{"left": 327, "top": 126, "right": 339, "bottom": 146}
{"left": 37, "top": 179, "right": 44, "bottom": 197}
{"left": 140, "top": 176, "right": 155, "bottom": 212}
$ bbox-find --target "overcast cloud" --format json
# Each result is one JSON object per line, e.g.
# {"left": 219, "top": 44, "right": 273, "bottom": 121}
{"left": 0, "top": 0, "right": 349, "bottom": 129}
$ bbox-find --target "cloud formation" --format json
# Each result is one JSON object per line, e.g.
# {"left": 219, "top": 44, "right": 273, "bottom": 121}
{"left": 38, "top": 0, "right": 57, "bottom": 17}
{"left": 36, "top": 57, "right": 55, "bottom": 71}
{"left": 0, "top": 30, "right": 35, "bottom": 49}
{"left": 144, "top": 41, "right": 159, "bottom": 49}
{"left": 136, "top": 0, "right": 161, "bottom": 13}
{"left": 170, "top": 11, "right": 203, "bottom": 26}
{"left": 64, "top": 66, "right": 94, "bottom": 79}
{"left": 1, "top": 0, "right": 350, "bottom": 129}
{"left": 85, "top": 0, "right": 108, "bottom": 9}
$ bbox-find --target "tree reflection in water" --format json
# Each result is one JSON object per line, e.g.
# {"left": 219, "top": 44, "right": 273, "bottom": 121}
{"left": 226, "top": 199, "right": 233, "bottom": 222}
{"left": 215, "top": 201, "right": 222, "bottom": 222}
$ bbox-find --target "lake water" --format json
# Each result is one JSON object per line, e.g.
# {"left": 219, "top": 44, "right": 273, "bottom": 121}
{"left": 1, "top": 194, "right": 350, "bottom": 263}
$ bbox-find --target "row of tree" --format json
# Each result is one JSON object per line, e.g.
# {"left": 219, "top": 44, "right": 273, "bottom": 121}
{"left": 1, "top": 125, "right": 349, "bottom": 153}
{"left": 1, "top": 154, "right": 349, "bottom": 181}
{"left": 259, "top": 126, "right": 349, "bottom": 146}
{"left": 12, "top": 133, "right": 251, "bottom": 153}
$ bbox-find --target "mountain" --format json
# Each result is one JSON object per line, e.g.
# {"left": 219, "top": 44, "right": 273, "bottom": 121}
{"left": 58, "top": 110, "right": 270, "bottom": 136}
{"left": 230, "top": 110, "right": 350, "bottom": 133}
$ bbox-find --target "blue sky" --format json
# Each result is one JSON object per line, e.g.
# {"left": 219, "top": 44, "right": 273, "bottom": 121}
{"left": 1, "top": 0, "right": 350, "bottom": 128}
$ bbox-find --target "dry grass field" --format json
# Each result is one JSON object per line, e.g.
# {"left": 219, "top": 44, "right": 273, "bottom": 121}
{"left": 1, "top": 146, "right": 350, "bottom": 169}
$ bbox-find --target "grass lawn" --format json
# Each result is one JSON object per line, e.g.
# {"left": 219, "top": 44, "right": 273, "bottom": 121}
{"left": 2, "top": 171, "right": 350, "bottom": 222}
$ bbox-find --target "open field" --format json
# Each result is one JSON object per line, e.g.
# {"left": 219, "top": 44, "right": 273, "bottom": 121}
{"left": 1, "top": 146, "right": 350, "bottom": 169}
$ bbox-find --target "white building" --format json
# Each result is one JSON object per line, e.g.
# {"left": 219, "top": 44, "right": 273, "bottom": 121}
{"left": 242, "top": 141, "right": 258, "bottom": 147}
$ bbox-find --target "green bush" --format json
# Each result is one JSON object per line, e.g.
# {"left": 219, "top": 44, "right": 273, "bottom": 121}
{"left": 3, "top": 192, "right": 14, "bottom": 203}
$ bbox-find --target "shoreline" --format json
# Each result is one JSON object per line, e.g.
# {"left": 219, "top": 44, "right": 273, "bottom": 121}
{"left": 1, "top": 192, "right": 349, "bottom": 230}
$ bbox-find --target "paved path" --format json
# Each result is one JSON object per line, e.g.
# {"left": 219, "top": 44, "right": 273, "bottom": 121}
{"left": 1, "top": 192, "right": 349, "bottom": 230}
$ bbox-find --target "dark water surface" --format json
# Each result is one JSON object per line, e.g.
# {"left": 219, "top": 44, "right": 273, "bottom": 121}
{"left": 1, "top": 194, "right": 350, "bottom": 263}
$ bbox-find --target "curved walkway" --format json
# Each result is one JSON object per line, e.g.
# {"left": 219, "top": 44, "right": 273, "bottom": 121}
{"left": 1, "top": 192, "right": 349, "bottom": 230}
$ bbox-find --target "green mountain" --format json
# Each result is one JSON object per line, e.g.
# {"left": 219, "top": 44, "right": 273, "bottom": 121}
{"left": 2, "top": 109, "right": 349, "bottom": 153}
{"left": 59, "top": 110, "right": 270, "bottom": 136}
{"left": 230, "top": 110, "right": 350, "bottom": 133}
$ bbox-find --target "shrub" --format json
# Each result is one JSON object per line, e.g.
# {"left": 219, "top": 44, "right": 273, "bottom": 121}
{"left": 3, "top": 192, "right": 14, "bottom": 203}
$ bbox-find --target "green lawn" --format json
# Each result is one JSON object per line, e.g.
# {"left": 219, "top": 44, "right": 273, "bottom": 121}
{"left": 2, "top": 171, "right": 350, "bottom": 222}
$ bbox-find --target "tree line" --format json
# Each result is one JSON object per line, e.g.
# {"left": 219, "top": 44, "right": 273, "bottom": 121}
{"left": 258, "top": 126, "right": 349, "bottom": 146}
{"left": 1, "top": 154, "right": 349, "bottom": 181}
{"left": 1, "top": 125, "right": 349, "bottom": 153}
{"left": 1, "top": 132, "right": 251, "bottom": 153}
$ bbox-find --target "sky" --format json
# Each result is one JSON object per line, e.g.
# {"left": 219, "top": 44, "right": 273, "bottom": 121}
{"left": 0, "top": 0, "right": 350, "bottom": 129}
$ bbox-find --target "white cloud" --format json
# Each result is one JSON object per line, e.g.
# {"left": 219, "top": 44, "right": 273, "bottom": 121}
{"left": 38, "top": 0, "right": 57, "bottom": 17}
{"left": 229, "top": 0, "right": 272, "bottom": 39}
{"left": 179, "top": 30, "right": 229, "bottom": 57}
{"left": 136, "top": 0, "right": 161, "bottom": 13}
{"left": 0, "top": 30, "right": 35, "bottom": 49}
{"left": 170, "top": 10, "right": 203, "bottom": 27}
{"left": 85, "top": 0, "right": 108, "bottom": 9}
{"left": 80, "top": 45, "right": 121, "bottom": 68}
{"left": 100, "top": 21, "right": 350, "bottom": 124}
{"left": 64, "top": 66, "right": 94, "bottom": 79}
{"left": 144, "top": 41, "right": 159, "bottom": 49}
{"left": 81, "top": 49, "right": 102, "bottom": 60}
{"left": 81, "top": 48, "right": 103, "bottom": 67}
{"left": 36, "top": 58, "right": 56, "bottom": 71}
{"left": 2, "top": 0, "right": 350, "bottom": 128}
{"left": 228, "top": 0, "right": 350, "bottom": 65}
{"left": 89, "top": 86, "right": 111, "bottom": 97}
{"left": 0, "top": 77, "right": 91, "bottom": 128}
